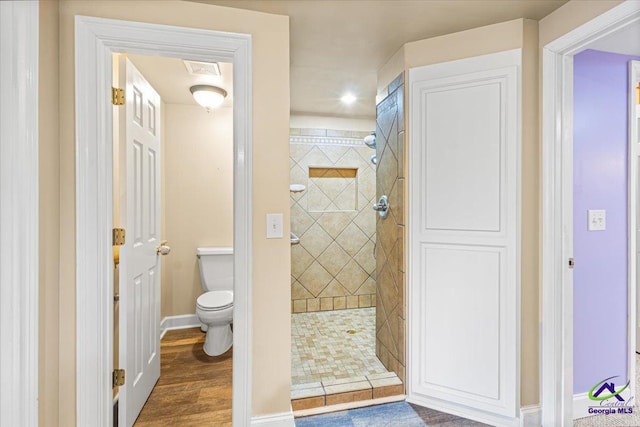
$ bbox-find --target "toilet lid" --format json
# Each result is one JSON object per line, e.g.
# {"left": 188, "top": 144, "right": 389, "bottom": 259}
{"left": 197, "top": 290, "right": 233, "bottom": 311}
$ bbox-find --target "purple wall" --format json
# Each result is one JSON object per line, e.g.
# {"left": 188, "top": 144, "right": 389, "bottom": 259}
{"left": 573, "top": 49, "right": 640, "bottom": 393}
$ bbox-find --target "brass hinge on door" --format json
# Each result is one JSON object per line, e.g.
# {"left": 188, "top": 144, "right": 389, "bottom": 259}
{"left": 113, "top": 228, "right": 126, "bottom": 246}
{"left": 111, "top": 87, "right": 125, "bottom": 106}
{"left": 113, "top": 369, "right": 125, "bottom": 388}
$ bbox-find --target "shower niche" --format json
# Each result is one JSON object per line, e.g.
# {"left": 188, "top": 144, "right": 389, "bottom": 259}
{"left": 308, "top": 167, "right": 359, "bottom": 212}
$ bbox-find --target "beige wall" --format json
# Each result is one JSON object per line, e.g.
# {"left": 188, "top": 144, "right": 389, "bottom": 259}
{"left": 162, "top": 104, "right": 234, "bottom": 317}
{"left": 378, "top": 18, "right": 541, "bottom": 406}
{"left": 377, "top": 48, "right": 404, "bottom": 97}
{"left": 42, "top": 1, "right": 290, "bottom": 425}
{"left": 37, "top": 0, "right": 627, "bottom": 424}
{"left": 521, "top": 18, "right": 540, "bottom": 407}
{"left": 38, "top": 1, "right": 60, "bottom": 425}
{"left": 538, "top": 0, "right": 623, "bottom": 47}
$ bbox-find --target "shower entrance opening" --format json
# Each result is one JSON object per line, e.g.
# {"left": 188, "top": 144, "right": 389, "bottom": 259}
{"left": 289, "top": 73, "right": 406, "bottom": 413}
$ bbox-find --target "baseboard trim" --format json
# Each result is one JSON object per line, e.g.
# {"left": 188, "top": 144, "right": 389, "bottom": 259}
{"left": 519, "top": 404, "right": 541, "bottom": 427}
{"left": 160, "top": 314, "right": 201, "bottom": 339}
{"left": 574, "top": 392, "right": 594, "bottom": 420}
{"left": 251, "top": 410, "right": 295, "bottom": 426}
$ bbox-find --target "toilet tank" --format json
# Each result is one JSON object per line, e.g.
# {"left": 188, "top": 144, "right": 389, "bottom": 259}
{"left": 196, "top": 247, "right": 233, "bottom": 292}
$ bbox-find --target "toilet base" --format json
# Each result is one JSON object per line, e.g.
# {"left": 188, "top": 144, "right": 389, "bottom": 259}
{"left": 203, "top": 324, "right": 232, "bottom": 356}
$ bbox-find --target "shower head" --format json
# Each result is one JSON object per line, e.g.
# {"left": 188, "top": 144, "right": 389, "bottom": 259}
{"left": 363, "top": 132, "right": 376, "bottom": 149}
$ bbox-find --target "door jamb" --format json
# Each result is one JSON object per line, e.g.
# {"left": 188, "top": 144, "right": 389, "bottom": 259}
{"left": 631, "top": 59, "right": 640, "bottom": 365}
{"left": 74, "top": 16, "right": 252, "bottom": 426}
{"left": 541, "top": 2, "right": 640, "bottom": 425}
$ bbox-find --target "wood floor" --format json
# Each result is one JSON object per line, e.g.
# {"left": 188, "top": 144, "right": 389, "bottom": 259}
{"left": 133, "top": 328, "right": 232, "bottom": 427}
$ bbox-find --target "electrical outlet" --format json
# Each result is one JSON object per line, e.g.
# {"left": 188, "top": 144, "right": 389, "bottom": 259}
{"left": 588, "top": 209, "right": 606, "bottom": 231}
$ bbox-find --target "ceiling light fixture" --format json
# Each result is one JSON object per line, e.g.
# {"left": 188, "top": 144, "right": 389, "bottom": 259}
{"left": 341, "top": 93, "right": 357, "bottom": 105}
{"left": 190, "top": 85, "right": 227, "bottom": 111}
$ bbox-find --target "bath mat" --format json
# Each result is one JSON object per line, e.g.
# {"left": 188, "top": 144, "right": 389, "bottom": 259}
{"left": 294, "top": 401, "right": 426, "bottom": 427}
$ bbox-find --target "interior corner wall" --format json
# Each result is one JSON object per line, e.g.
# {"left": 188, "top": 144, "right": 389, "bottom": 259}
{"left": 377, "top": 47, "right": 405, "bottom": 97}
{"left": 162, "top": 104, "right": 234, "bottom": 318}
{"left": 54, "top": 1, "right": 290, "bottom": 423}
{"left": 520, "top": 18, "right": 540, "bottom": 407}
{"left": 572, "top": 49, "right": 640, "bottom": 394}
{"left": 38, "top": 0, "right": 60, "bottom": 425}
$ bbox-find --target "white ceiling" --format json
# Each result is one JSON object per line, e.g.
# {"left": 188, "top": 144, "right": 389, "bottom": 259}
{"left": 126, "top": 54, "right": 234, "bottom": 108}
{"left": 195, "top": 0, "right": 567, "bottom": 118}
{"left": 587, "top": 22, "right": 640, "bottom": 57}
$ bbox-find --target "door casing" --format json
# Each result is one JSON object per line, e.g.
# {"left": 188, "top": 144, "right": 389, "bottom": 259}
{"left": 633, "top": 61, "right": 640, "bottom": 356}
{"left": 74, "top": 16, "right": 253, "bottom": 426}
{"left": 541, "top": 2, "right": 640, "bottom": 425}
{"left": 0, "top": 1, "right": 39, "bottom": 425}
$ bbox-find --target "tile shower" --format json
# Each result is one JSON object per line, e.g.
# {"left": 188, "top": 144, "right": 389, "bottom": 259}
{"left": 375, "top": 73, "right": 406, "bottom": 384}
{"left": 289, "top": 75, "right": 406, "bottom": 411}
{"left": 289, "top": 103, "right": 407, "bottom": 409}
{"left": 290, "top": 129, "right": 377, "bottom": 313}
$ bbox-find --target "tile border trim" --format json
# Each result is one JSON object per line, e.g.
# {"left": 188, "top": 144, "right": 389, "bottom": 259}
{"left": 291, "top": 373, "right": 403, "bottom": 411}
{"left": 293, "top": 394, "right": 406, "bottom": 418}
{"left": 290, "top": 135, "right": 365, "bottom": 146}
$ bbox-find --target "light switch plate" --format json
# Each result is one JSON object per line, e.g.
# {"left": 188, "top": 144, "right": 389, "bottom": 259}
{"left": 588, "top": 209, "right": 606, "bottom": 231}
{"left": 266, "top": 213, "right": 284, "bottom": 239}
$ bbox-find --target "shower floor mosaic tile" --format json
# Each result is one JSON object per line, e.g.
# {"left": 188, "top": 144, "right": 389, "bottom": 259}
{"left": 291, "top": 307, "right": 387, "bottom": 385}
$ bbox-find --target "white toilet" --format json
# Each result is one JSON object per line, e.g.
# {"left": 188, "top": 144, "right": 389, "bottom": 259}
{"left": 196, "top": 247, "right": 233, "bottom": 356}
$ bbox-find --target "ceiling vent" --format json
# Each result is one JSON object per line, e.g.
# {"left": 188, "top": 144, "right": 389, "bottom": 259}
{"left": 183, "top": 60, "right": 221, "bottom": 77}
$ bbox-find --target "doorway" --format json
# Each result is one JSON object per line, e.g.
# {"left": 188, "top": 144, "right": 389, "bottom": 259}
{"left": 111, "top": 52, "right": 235, "bottom": 426}
{"left": 571, "top": 48, "right": 640, "bottom": 422}
{"left": 288, "top": 77, "right": 406, "bottom": 414}
{"left": 541, "top": 2, "right": 640, "bottom": 424}
{"left": 74, "top": 16, "right": 252, "bottom": 426}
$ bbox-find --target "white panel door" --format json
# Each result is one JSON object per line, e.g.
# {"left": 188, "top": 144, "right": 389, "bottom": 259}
{"left": 118, "top": 57, "right": 162, "bottom": 427}
{"left": 408, "top": 50, "right": 520, "bottom": 421}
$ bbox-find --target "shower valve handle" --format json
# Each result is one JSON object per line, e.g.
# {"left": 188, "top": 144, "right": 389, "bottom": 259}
{"left": 373, "top": 195, "right": 389, "bottom": 219}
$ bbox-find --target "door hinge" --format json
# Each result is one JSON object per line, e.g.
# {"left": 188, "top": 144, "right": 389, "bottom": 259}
{"left": 113, "top": 369, "right": 125, "bottom": 388}
{"left": 112, "top": 87, "right": 125, "bottom": 106}
{"left": 569, "top": 258, "right": 575, "bottom": 269}
{"left": 112, "top": 228, "right": 126, "bottom": 246}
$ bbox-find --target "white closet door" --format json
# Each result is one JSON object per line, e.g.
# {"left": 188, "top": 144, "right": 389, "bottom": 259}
{"left": 408, "top": 49, "right": 521, "bottom": 421}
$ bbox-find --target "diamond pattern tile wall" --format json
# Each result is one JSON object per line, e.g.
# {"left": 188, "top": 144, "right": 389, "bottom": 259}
{"left": 290, "top": 129, "right": 376, "bottom": 314}
{"left": 375, "top": 73, "right": 406, "bottom": 384}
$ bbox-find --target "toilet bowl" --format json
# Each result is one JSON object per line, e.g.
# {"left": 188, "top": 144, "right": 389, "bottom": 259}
{"left": 196, "top": 290, "right": 233, "bottom": 356}
{"left": 195, "top": 247, "right": 234, "bottom": 356}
